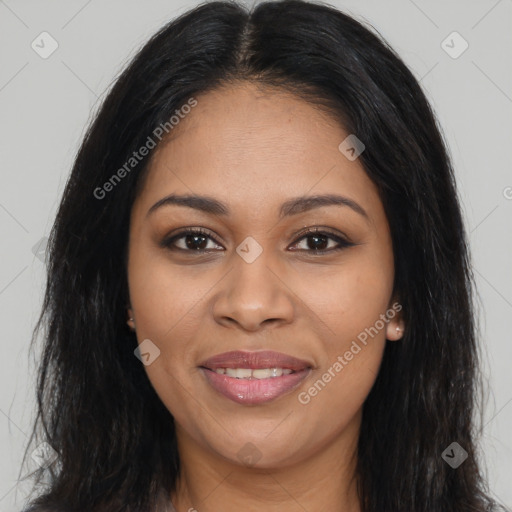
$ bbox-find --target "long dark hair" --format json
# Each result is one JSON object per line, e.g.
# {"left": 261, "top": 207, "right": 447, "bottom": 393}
{"left": 21, "top": 0, "right": 502, "bottom": 510}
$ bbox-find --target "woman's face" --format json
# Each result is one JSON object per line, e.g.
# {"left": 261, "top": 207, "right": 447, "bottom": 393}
{"left": 127, "top": 82, "right": 403, "bottom": 468}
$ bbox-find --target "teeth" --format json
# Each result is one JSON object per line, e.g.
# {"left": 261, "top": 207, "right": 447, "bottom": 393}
{"left": 253, "top": 368, "right": 279, "bottom": 379}
{"left": 213, "top": 368, "right": 294, "bottom": 379}
{"left": 225, "top": 368, "right": 252, "bottom": 378}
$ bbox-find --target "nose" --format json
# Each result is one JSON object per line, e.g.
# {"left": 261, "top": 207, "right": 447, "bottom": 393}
{"left": 212, "top": 251, "right": 295, "bottom": 332}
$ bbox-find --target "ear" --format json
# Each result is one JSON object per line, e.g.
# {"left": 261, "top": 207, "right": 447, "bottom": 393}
{"left": 385, "top": 299, "right": 404, "bottom": 341}
{"left": 126, "top": 306, "right": 136, "bottom": 331}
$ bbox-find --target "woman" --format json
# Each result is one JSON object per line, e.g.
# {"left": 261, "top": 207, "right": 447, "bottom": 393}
{"left": 22, "top": 0, "right": 504, "bottom": 510}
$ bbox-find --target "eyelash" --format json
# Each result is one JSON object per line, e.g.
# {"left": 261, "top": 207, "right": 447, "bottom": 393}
{"left": 161, "top": 227, "right": 355, "bottom": 255}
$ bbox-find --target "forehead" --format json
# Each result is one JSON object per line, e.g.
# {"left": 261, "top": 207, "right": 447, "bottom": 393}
{"left": 159, "top": 82, "right": 344, "bottom": 164}
{"left": 134, "top": 82, "right": 382, "bottom": 221}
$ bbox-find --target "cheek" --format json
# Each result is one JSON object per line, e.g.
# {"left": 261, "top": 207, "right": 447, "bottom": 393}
{"left": 292, "top": 249, "right": 394, "bottom": 342}
{"left": 296, "top": 264, "right": 392, "bottom": 427}
{"left": 292, "top": 248, "right": 393, "bottom": 405}
{"left": 127, "top": 247, "right": 205, "bottom": 423}
{"left": 295, "top": 341, "right": 384, "bottom": 451}
{"left": 127, "top": 243, "right": 209, "bottom": 345}
{"left": 127, "top": 245, "right": 206, "bottom": 405}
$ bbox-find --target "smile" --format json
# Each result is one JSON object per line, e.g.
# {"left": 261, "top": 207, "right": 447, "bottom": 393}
{"left": 212, "top": 367, "right": 293, "bottom": 378}
{"left": 201, "top": 367, "right": 311, "bottom": 405}
{"left": 199, "top": 350, "right": 312, "bottom": 405}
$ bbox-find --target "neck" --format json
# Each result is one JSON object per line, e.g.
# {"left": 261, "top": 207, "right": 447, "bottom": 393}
{"left": 170, "top": 413, "right": 362, "bottom": 512}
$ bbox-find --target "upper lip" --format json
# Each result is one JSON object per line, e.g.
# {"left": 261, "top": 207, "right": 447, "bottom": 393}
{"left": 200, "top": 350, "right": 312, "bottom": 371}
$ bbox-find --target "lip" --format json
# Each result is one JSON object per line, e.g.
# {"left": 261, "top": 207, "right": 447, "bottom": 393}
{"left": 199, "top": 350, "right": 312, "bottom": 405}
{"left": 200, "top": 350, "right": 312, "bottom": 371}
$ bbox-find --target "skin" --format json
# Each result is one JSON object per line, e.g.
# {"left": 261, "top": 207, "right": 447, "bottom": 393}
{"left": 126, "top": 81, "right": 404, "bottom": 512}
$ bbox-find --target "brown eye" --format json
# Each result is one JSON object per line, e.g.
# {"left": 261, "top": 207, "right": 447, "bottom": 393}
{"left": 289, "top": 228, "right": 355, "bottom": 254}
{"left": 161, "top": 227, "right": 355, "bottom": 255}
{"left": 161, "top": 228, "right": 224, "bottom": 252}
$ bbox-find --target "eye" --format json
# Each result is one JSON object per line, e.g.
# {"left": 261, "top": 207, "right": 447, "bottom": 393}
{"left": 161, "top": 228, "right": 224, "bottom": 252}
{"left": 289, "top": 227, "right": 355, "bottom": 254}
{"left": 161, "top": 227, "right": 355, "bottom": 254}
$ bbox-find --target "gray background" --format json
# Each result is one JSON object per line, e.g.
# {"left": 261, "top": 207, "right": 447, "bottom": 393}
{"left": 0, "top": 0, "right": 511, "bottom": 510}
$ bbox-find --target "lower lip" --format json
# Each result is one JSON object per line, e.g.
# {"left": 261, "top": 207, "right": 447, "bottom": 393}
{"left": 201, "top": 368, "right": 311, "bottom": 405}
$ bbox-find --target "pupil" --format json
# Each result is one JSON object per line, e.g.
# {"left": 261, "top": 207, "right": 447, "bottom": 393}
{"left": 186, "top": 235, "right": 207, "bottom": 250}
{"left": 309, "top": 235, "right": 327, "bottom": 250}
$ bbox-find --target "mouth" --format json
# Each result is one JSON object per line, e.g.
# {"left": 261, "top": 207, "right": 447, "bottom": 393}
{"left": 208, "top": 367, "right": 296, "bottom": 378}
{"left": 199, "top": 350, "right": 312, "bottom": 405}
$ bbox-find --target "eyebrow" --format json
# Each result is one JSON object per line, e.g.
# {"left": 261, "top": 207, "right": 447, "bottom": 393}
{"left": 147, "top": 193, "right": 369, "bottom": 220}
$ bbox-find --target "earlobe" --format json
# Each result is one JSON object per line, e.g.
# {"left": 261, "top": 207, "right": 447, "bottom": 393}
{"left": 386, "top": 318, "right": 404, "bottom": 341}
{"left": 385, "top": 296, "right": 404, "bottom": 341}
{"left": 127, "top": 308, "right": 136, "bottom": 330}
